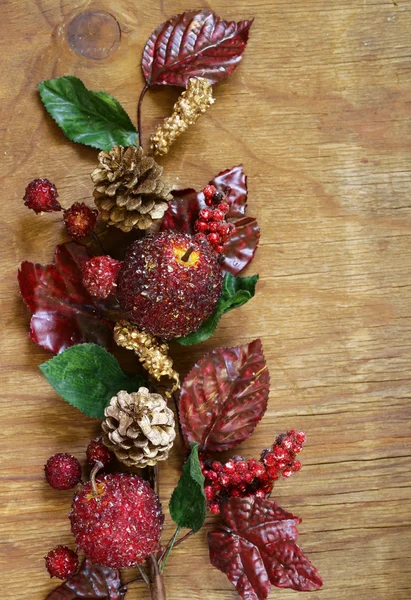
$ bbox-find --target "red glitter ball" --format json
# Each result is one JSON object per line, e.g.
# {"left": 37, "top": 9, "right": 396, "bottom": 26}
{"left": 24, "top": 178, "right": 61, "bottom": 214}
{"left": 117, "top": 232, "right": 223, "bottom": 340}
{"left": 82, "top": 255, "right": 122, "bottom": 299}
{"left": 64, "top": 202, "right": 98, "bottom": 239}
{"left": 45, "top": 545, "right": 79, "bottom": 580}
{"left": 203, "top": 184, "right": 216, "bottom": 199}
{"left": 70, "top": 473, "right": 163, "bottom": 569}
{"left": 44, "top": 453, "right": 82, "bottom": 490}
{"left": 86, "top": 438, "right": 113, "bottom": 467}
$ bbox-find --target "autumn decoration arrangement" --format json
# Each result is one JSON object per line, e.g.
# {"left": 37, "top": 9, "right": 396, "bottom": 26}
{"left": 18, "top": 10, "right": 323, "bottom": 600}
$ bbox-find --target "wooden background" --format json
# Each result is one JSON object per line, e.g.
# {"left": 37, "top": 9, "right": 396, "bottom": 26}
{"left": 1, "top": 0, "right": 411, "bottom": 598}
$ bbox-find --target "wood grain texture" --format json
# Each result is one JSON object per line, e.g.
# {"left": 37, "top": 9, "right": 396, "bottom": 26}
{"left": 1, "top": 0, "right": 411, "bottom": 598}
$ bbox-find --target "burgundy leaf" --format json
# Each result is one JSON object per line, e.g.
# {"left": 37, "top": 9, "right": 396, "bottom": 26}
{"left": 18, "top": 242, "right": 114, "bottom": 354}
{"left": 209, "top": 497, "right": 323, "bottom": 599}
{"left": 142, "top": 10, "right": 253, "bottom": 87}
{"left": 220, "top": 217, "right": 260, "bottom": 276}
{"left": 179, "top": 339, "right": 270, "bottom": 452}
{"left": 46, "top": 559, "right": 121, "bottom": 599}
{"left": 161, "top": 166, "right": 258, "bottom": 274}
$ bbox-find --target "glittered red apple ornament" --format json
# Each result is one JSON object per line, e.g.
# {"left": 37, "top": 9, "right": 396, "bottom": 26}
{"left": 116, "top": 231, "right": 223, "bottom": 340}
{"left": 70, "top": 473, "right": 163, "bottom": 568}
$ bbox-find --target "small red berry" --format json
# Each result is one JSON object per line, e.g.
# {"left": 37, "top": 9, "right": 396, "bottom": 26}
{"left": 219, "top": 474, "right": 231, "bottom": 487}
{"left": 86, "top": 438, "right": 113, "bottom": 467}
{"left": 205, "top": 197, "right": 214, "bottom": 207}
{"left": 210, "top": 502, "right": 220, "bottom": 515}
{"left": 243, "top": 472, "right": 254, "bottom": 484}
{"left": 282, "top": 437, "right": 293, "bottom": 451}
{"left": 218, "top": 202, "right": 229, "bottom": 213}
{"left": 295, "top": 431, "right": 307, "bottom": 444}
{"left": 205, "top": 486, "right": 215, "bottom": 499}
{"left": 45, "top": 453, "right": 82, "bottom": 490}
{"left": 211, "top": 209, "right": 225, "bottom": 221}
{"left": 208, "top": 221, "right": 219, "bottom": 233}
{"left": 195, "top": 219, "right": 208, "bottom": 233}
{"left": 266, "top": 466, "right": 280, "bottom": 479}
{"left": 282, "top": 468, "right": 294, "bottom": 478}
{"left": 263, "top": 452, "right": 278, "bottom": 466}
{"left": 203, "top": 185, "right": 216, "bottom": 199}
{"left": 24, "top": 178, "right": 61, "bottom": 214}
{"left": 199, "top": 208, "right": 212, "bottom": 221}
{"left": 212, "top": 461, "right": 223, "bottom": 473}
{"left": 207, "top": 470, "right": 218, "bottom": 482}
{"left": 45, "top": 546, "right": 79, "bottom": 580}
{"left": 273, "top": 446, "right": 288, "bottom": 460}
{"left": 64, "top": 202, "right": 98, "bottom": 239}
{"left": 235, "top": 461, "right": 248, "bottom": 473}
{"left": 208, "top": 232, "right": 221, "bottom": 245}
{"left": 217, "top": 222, "right": 230, "bottom": 236}
{"left": 250, "top": 462, "right": 265, "bottom": 478}
{"left": 195, "top": 233, "right": 207, "bottom": 241}
{"left": 293, "top": 460, "right": 302, "bottom": 472}
{"left": 255, "top": 489, "right": 266, "bottom": 498}
{"left": 215, "top": 245, "right": 224, "bottom": 254}
{"left": 230, "top": 473, "right": 242, "bottom": 486}
{"left": 224, "top": 461, "right": 236, "bottom": 474}
{"left": 82, "top": 255, "right": 122, "bottom": 299}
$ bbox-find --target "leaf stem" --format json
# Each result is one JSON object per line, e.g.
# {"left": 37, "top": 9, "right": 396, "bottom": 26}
{"left": 92, "top": 231, "right": 106, "bottom": 255}
{"left": 160, "top": 526, "right": 181, "bottom": 572}
{"left": 137, "top": 83, "right": 149, "bottom": 149}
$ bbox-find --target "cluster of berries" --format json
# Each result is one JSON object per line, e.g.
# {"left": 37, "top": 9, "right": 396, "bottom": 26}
{"left": 23, "top": 178, "right": 97, "bottom": 239}
{"left": 194, "top": 184, "right": 235, "bottom": 253}
{"left": 201, "top": 430, "right": 306, "bottom": 514}
{"left": 44, "top": 438, "right": 113, "bottom": 580}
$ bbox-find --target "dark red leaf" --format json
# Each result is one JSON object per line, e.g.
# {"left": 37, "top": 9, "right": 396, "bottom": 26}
{"left": 161, "top": 166, "right": 258, "bottom": 274}
{"left": 220, "top": 217, "right": 260, "bottom": 276}
{"left": 18, "top": 242, "right": 114, "bottom": 354}
{"left": 142, "top": 10, "right": 253, "bottom": 87}
{"left": 209, "top": 497, "right": 323, "bottom": 599}
{"left": 46, "top": 559, "right": 121, "bottom": 599}
{"left": 179, "top": 339, "right": 270, "bottom": 452}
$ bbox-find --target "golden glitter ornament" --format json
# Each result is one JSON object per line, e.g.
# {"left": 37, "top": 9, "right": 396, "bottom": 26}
{"left": 150, "top": 77, "right": 215, "bottom": 156}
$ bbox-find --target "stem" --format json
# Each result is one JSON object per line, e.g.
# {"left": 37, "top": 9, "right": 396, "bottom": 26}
{"left": 92, "top": 231, "right": 106, "bottom": 255}
{"left": 160, "top": 526, "right": 181, "bottom": 572}
{"left": 171, "top": 529, "right": 195, "bottom": 550}
{"left": 90, "top": 461, "right": 104, "bottom": 496}
{"left": 137, "top": 83, "right": 149, "bottom": 149}
{"left": 149, "top": 553, "right": 167, "bottom": 600}
{"left": 180, "top": 246, "right": 195, "bottom": 262}
{"left": 118, "top": 577, "right": 144, "bottom": 595}
{"left": 137, "top": 563, "right": 151, "bottom": 586}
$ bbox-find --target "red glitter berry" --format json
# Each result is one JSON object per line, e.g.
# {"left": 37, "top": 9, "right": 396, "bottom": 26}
{"left": 86, "top": 438, "right": 113, "bottom": 467}
{"left": 45, "top": 453, "right": 82, "bottom": 490}
{"left": 215, "top": 245, "right": 224, "bottom": 254}
{"left": 45, "top": 546, "right": 79, "bottom": 580}
{"left": 203, "top": 184, "right": 216, "bottom": 199}
{"left": 82, "top": 255, "right": 122, "bottom": 299}
{"left": 70, "top": 473, "right": 163, "bottom": 568}
{"left": 199, "top": 208, "right": 212, "bottom": 221}
{"left": 212, "top": 209, "right": 225, "bottom": 221}
{"left": 208, "top": 232, "right": 221, "bottom": 245}
{"left": 210, "top": 502, "right": 220, "bottom": 515}
{"left": 117, "top": 232, "right": 223, "bottom": 339}
{"left": 24, "top": 178, "right": 61, "bottom": 214}
{"left": 208, "top": 221, "right": 219, "bottom": 233}
{"left": 218, "top": 202, "right": 229, "bottom": 213}
{"left": 64, "top": 202, "right": 98, "bottom": 239}
{"left": 195, "top": 220, "right": 208, "bottom": 233}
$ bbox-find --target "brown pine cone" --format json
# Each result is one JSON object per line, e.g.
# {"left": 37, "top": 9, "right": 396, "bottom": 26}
{"left": 102, "top": 388, "right": 176, "bottom": 468}
{"left": 91, "top": 146, "right": 173, "bottom": 232}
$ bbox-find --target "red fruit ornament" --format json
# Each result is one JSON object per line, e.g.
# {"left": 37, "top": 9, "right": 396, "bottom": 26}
{"left": 45, "top": 453, "right": 82, "bottom": 490}
{"left": 82, "top": 255, "right": 122, "bottom": 299}
{"left": 64, "top": 202, "right": 98, "bottom": 239}
{"left": 45, "top": 545, "right": 79, "bottom": 580}
{"left": 23, "top": 178, "right": 61, "bottom": 213}
{"left": 70, "top": 473, "right": 163, "bottom": 568}
{"left": 117, "top": 231, "right": 223, "bottom": 339}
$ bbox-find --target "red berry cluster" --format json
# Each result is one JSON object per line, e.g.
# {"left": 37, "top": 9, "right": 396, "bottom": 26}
{"left": 194, "top": 185, "right": 235, "bottom": 253}
{"left": 201, "top": 430, "right": 306, "bottom": 514}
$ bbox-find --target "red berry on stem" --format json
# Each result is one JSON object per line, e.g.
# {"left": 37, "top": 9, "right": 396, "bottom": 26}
{"left": 217, "top": 222, "right": 230, "bottom": 236}
{"left": 210, "top": 502, "right": 220, "bottom": 515}
{"left": 215, "top": 245, "right": 224, "bottom": 254}
{"left": 64, "top": 202, "right": 98, "bottom": 239}
{"left": 195, "top": 220, "right": 208, "bottom": 233}
{"left": 208, "top": 221, "right": 219, "bottom": 233}
{"left": 199, "top": 208, "right": 212, "bottom": 221}
{"left": 203, "top": 185, "right": 216, "bottom": 199}
{"left": 45, "top": 546, "right": 79, "bottom": 580}
{"left": 207, "top": 232, "right": 221, "bottom": 246}
{"left": 86, "top": 438, "right": 113, "bottom": 467}
{"left": 82, "top": 255, "right": 122, "bottom": 299}
{"left": 218, "top": 202, "right": 229, "bottom": 213}
{"left": 45, "top": 453, "right": 82, "bottom": 490}
{"left": 211, "top": 209, "right": 225, "bottom": 221}
{"left": 24, "top": 178, "right": 61, "bottom": 214}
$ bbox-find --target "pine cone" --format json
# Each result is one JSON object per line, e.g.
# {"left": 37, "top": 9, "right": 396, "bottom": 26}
{"left": 150, "top": 77, "right": 215, "bottom": 156}
{"left": 102, "top": 388, "right": 176, "bottom": 468}
{"left": 91, "top": 146, "right": 173, "bottom": 232}
{"left": 114, "top": 321, "right": 180, "bottom": 396}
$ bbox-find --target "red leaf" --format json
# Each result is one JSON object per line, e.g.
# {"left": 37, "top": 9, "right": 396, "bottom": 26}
{"left": 179, "top": 339, "right": 270, "bottom": 452}
{"left": 18, "top": 242, "right": 114, "bottom": 354}
{"left": 221, "top": 217, "right": 260, "bottom": 276}
{"left": 46, "top": 559, "right": 121, "bottom": 599}
{"left": 161, "top": 166, "right": 259, "bottom": 274}
{"left": 209, "top": 497, "right": 323, "bottom": 599}
{"left": 142, "top": 10, "right": 253, "bottom": 87}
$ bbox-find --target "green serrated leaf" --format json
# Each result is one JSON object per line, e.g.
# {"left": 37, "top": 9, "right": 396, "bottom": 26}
{"left": 39, "top": 76, "right": 138, "bottom": 151}
{"left": 177, "top": 273, "right": 259, "bottom": 346}
{"left": 39, "top": 343, "right": 146, "bottom": 419}
{"left": 169, "top": 443, "right": 206, "bottom": 532}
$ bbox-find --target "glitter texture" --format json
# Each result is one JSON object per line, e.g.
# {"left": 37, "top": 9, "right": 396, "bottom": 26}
{"left": 44, "top": 453, "right": 82, "bottom": 490}
{"left": 70, "top": 473, "right": 163, "bottom": 568}
{"left": 116, "top": 231, "right": 223, "bottom": 339}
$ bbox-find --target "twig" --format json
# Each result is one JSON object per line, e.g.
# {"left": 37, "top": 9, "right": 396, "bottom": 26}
{"left": 137, "top": 83, "right": 149, "bottom": 149}
{"left": 92, "top": 231, "right": 106, "bottom": 255}
{"left": 90, "top": 461, "right": 103, "bottom": 496}
{"left": 118, "top": 576, "right": 144, "bottom": 595}
{"left": 172, "top": 529, "right": 195, "bottom": 550}
{"left": 137, "top": 563, "right": 151, "bottom": 586}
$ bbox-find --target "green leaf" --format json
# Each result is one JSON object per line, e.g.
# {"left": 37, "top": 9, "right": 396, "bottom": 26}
{"left": 39, "top": 76, "right": 138, "bottom": 151}
{"left": 169, "top": 443, "right": 206, "bottom": 532}
{"left": 39, "top": 343, "right": 146, "bottom": 419}
{"left": 177, "top": 273, "right": 259, "bottom": 346}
